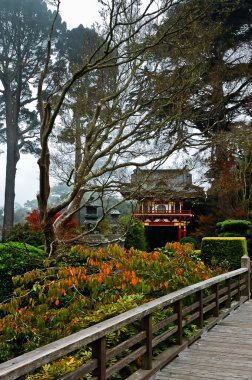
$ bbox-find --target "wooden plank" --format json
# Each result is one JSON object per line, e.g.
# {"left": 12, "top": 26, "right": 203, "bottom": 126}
{"left": 156, "top": 368, "right": 251, "bottom": 380}
{"left": 155, "top": 374, "right": 217, "bottom": 380}
{"left": 173, "top": 353, "right": 252, "bottom": 367}
{"left": 105, "top": 346, "right": 146, "bottom": 378}
{"left": 177, "top": 350, "right": 252, "bottom": 362}
{"left": 59, "top": 359, "right": 97, "bottom": 380}
{"left": 152, "top": 313, "right": 177, "bottom": 334}
{"left": 152, "top": 326, "right": 177, "bottom": 348}
{"left": 188, "top": 344, "right": 252, "bottom": 356}
{"left": 152, "top": 300, "right": 252, "bottom": 380}
{"left": 106, "top": 331, "right": 146, "bottom": 360}
{"left": 168, "top": 356, "right": 252, "bottom": 370}
{"left": 157, "top": 362, "right": 252, "bottom": 377}
{"left": 182, "top": 300, "right": 199, "bottom": 315}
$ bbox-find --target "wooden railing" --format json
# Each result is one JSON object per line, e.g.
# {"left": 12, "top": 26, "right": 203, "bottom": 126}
{"left": 0, "top": 256, "right": 250, "bottom": 380}
{"left": 134, "top": 210, "right": 192, "bottom": 215}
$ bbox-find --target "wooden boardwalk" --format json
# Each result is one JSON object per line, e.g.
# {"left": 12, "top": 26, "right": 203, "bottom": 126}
{"left": 153, "top": 300, "right": 252, "bottom": 380}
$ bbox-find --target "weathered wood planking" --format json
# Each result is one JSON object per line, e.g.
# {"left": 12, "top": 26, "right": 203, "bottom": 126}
{"left": 153, "top": 300, "right": 252, "bottom": 380}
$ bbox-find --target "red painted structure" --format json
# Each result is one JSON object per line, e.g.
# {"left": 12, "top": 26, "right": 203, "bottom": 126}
{"left": 133, "top": 201, "right": 192, "bottom": 240}
{"left": 121, "top": 168, "right": 204, "bottom": 242}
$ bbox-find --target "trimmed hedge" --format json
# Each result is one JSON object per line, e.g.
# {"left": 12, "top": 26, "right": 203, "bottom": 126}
{"left": 217, "top": 219, "right": 251, "bottom": 235}
{"left": 201, "top": 237, "right": 248, "bottom": 269}
{"left": 0, "top": 242, "right": 46, "bottom": 302}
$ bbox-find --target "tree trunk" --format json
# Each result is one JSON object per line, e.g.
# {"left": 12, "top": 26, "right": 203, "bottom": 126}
{"left": 37, "top": 104, "right": 59, "bottom": 258}
{"left": 41, "top": 218, "right": 58, "bottom": 258}
{"left": 2, "top": 96, "right": 20, "bottom": 241}
{"left": 2, "top": 142, "right": 19, "bottom": 240}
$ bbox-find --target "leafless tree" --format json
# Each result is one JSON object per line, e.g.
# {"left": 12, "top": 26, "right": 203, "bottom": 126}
{"left": 37, "top": 0, "right": 206, "bottom": 257}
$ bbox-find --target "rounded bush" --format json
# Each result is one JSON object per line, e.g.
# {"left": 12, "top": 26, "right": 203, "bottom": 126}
{"left": 217, "top": 220, "right": 251, "bottom": 235}
{"left": 180, "top": 236, "right": 197, "bottom": 247}
{"left": 0, "top": 242, "right": 46, "bottom": 301}
{"left": 119, "top": 216, "right": 147, "bottom": 250}
{"left": 218, "top": 232, "right": 241, "bottom": 237}
{"left": 7, "top": 223, "right": 43, "bottom": 247}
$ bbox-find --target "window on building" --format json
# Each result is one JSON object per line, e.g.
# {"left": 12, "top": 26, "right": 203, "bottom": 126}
{"left": 85, "top": 206, "right": 98, "bottom": 219}
{"left": 86, "top": 206, "right": 97, "bottom": 214}
{"left": 157, "top": 204, "right": 166, "bottom": 212}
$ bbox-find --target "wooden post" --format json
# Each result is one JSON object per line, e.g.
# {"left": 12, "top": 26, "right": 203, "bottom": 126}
{"left": 174, "top": 300, "right": 183, "bottom": 345}
{"left": 92, "top": 337, "right": 106, "bottom": 380}
{"left": 178, "top": 227, "right": 182, "bottom": 241}
{"left": 141, "top": 314, "right": 153, "bottom": 370}
{"left": 225, "top": 278, "right": 231, "bottom": 308}
{"left": 236, "top": 274, "right": 241, "bottom": 301}
{"left": 196, "top": 290, "right": 204, "bottom": 329}
{"left": 213, "top": 284, "right": 219, "bottom": 317}
{"left": 183, "top": 225, "right": 187, "bottom": 238}
{"left": 241, "top": 255, "right": 251, "bottom": 300}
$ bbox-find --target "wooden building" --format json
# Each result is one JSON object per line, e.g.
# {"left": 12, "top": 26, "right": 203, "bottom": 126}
{"left": 121, "top": 168, "right": 204, "bottom": 247}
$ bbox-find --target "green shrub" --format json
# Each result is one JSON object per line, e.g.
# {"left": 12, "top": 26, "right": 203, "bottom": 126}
{"left": 119, "top": 216, "right": 147, "bottom": 250}
{"left": 201, "top": 237, "right": 248, "bottom": 269}
{"left": 218, "top": 232, "right": 241, "bottom": 237}
{"left": 0, "top": 242, "right": 46, "bottom": 302}
{"left": 6, "top": 223, "right": 43, "bottom": 247}
{"left": 0, "top": 243, "right": 219, "bottom": 364}
{"left": 217, "top": 219, "right": 251, "bottom": 236}
{"left": 180, "top": 236, "right": 197, "bottom": 247}
{"left": 194, "top": 250, "right": 201, "bottom": 256}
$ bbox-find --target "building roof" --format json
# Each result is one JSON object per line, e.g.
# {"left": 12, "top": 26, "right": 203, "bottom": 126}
{"left": 121, "top": 168, "right": 204, "bottom": 200}
{"left": 109, "top": 209, "right": 121, "bottom": 215}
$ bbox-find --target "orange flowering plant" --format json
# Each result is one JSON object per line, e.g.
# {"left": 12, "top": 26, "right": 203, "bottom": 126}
{"left": 0, "top": 242, "right": 222, "bottom": 363}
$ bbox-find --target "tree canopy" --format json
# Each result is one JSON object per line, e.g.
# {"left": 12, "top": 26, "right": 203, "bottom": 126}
{"left": 0, "top": 0, "right": 251, "bottom": 253}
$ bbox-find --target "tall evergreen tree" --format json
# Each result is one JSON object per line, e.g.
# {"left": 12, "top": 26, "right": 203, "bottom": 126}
{"left": 151, "top": 0, "right": 252, "bottom": 216}
{"left": 0, "top": 0, "right": 66, "bottom": 240}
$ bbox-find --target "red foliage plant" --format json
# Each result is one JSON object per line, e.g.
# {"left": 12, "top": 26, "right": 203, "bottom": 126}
{"left": 25, "top": 209, "right": 79, "bottom": 237}
{"left": 25, "top": 209, "right": 41, "bottom": 231}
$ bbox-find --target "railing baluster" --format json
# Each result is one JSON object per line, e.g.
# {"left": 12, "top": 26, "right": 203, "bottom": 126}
{"left": 241, "top": 256, "right": 251, "bottom": 300}
{"left": 213, "top": 283, "right": 219, "bottom": 317}
{"left": 237, "top": 274, "right": 241, "bottom": 301}
{"left": 196, "top": 290, "right": 204, "bottom": 329}
{"left": 250, "top": 269, "right": 252, "bottom": 299}
{"left": 142, "top": 314, "right": 153, "bottom": 370}
{"left": 225, "top": 278, "right": 231, "bottom": 308}
{"left": 174, "top": 300, "right": 183, "bottom": 345}
{"left": 92, "top": 337, "right": 106, "bottom": 380}
{"left": 245, "top": 271, "right": 250, "bottom": 299}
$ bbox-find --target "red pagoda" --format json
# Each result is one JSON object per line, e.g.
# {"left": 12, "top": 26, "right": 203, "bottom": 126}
{"left": 121, "top": 168, "right": 204, "bottom": 248}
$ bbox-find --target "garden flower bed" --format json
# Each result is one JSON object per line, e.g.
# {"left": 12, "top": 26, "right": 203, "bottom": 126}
{"left": 0, "top": 242, "right": 224, "bottom": 377}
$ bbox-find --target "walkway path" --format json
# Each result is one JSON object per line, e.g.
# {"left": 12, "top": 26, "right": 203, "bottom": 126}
{"left": 153, "top": 300, "right": 252, "bottom": 380}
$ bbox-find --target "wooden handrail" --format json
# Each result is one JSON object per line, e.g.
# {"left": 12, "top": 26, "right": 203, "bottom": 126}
{"left": 0, "top": 266, "right": 250, "bottom": 380}
{"left": 134, "top": 210, "right": 192, "bottom": 215}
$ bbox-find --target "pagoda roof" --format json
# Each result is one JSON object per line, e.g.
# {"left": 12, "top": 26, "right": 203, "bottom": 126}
{"left": 121, "top": 168, "right": 204, "bottom": 200}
